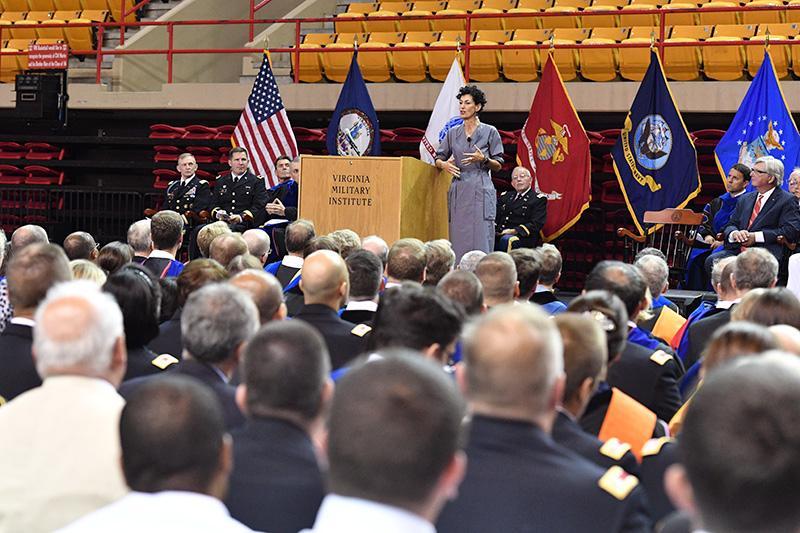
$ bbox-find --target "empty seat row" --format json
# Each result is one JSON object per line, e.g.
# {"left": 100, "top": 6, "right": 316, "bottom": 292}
{"left": 0, "top": 17, "right": 103, "bottom": 50}
{"left": 0, "top": 0, "right": 135, "bottom": 22}
{"left": 0, "top": 9, "right": 106, "bottom": 20}
{"left": 345, "top": 0, "right": 778, "bottom": 13}
{"left": 148, "top": 124, "right": 236, "bottom": 140}
{"left": 0, "top": 164, "right": 64, "bottom": 185}
{"left": 0, "top": 141, "right": 65, "bottom": 159}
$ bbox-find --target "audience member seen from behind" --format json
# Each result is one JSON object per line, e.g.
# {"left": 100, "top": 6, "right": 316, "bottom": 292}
{"left": 229, "top": 270, "right": 287, "bottom": 325}
{"left": 386, "top": 238, "right": 427, "bottom": 286}
{"left": 97, "top": 241, "right": 133, "bottom": 274}
{"left": 730, "top": 287, "right": 800, "bottom": 329}
{"left": 437, "top": 270, "right": 485, "bottom": 317}
{"left": 70, "top": 259, "right": 107, "bottom": 285}
{"left": 424, "top": 239, "right": 456, "bottom": 287}
{"left": 63, "top": 231, "right": 98, "bottom": 262}
{"left": 474, "top": 252, "right": 518, "bottom": 307}
{"left": 127, "top": 219, "right": 152, "bottom": 264}
{"left": 341, "top": 250, "right": 383, "bottom": 326}
{"left": 509, "top": 248, "right": 540, "bottom": 301}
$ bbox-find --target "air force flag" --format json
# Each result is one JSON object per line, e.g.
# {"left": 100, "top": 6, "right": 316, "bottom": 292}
{"left": 611, "top": 51, "right": 700, "bottom": 236}
{"left": 327, "top": 50, "right": 381, "bottom": 157}
{"left": 714, "top": 50, "right": 800, "bottom": 191}
{"left": 420, "top": 59, "right": 465, "bottom": 164}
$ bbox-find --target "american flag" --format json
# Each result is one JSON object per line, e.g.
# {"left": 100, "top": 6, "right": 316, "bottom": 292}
{"left": 232, "top": 52, "right": 298, "bottom": 187}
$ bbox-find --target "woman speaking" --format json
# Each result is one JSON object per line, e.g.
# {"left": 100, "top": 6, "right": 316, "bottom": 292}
{"left": 435, "top": 85, "right": 504, "bottom": 261}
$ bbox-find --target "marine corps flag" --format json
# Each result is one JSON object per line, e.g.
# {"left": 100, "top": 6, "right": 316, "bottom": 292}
{"left": 326, "top": 50, "right": 381, "bottom": 157}
{"left": 611, "top": 51, "right": 700, "bottom": 236}
{"left": 517, "top": 53, "right": 591, "bottom": 241}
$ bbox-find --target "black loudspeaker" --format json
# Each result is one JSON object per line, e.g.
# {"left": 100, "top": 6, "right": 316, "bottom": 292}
{"left": 15, "top": 71, "right": 68, "bottom": 124}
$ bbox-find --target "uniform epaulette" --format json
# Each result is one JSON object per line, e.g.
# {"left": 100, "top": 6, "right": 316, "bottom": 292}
{"left": 501, "top": 191, "right": 509, "bottom": 197}
{"left": 351, "top": 324, "right": 372, "bottom": 337}
{"left": 599, "top": 438, "right": 631, "bottom": 461}
{"left": 641, "top": 437, "right": 673, "bottom": 458}
{"left": 151, "top": 353, "right": 179, "bottom": 370}
{"left": 598, "top": 466, "right": 639, "bottom": 500}
{"left": 0, "top": 395, "right": 6, "bottom": 407}
{"left": 650, "top": 350, "right": 673, "bottom": 366}
{"left": 199, "top": 180, "right": 208, "bottom": 184}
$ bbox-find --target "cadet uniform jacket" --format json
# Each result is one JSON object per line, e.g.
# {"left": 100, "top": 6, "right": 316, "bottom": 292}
{"left": 495, "top": 189, "right": 547, "bottom": 248}
{"left": 164, "top": 175, "right": 212, "bottom": 216}
{"left": 211, "top": 171, "right": 268, "bottom": 229}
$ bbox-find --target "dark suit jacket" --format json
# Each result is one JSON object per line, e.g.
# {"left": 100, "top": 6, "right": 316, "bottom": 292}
{"left": 684, "top": 307, "right": 732, "bottom": 369}
{"left": 294, "top": 304, "right": 368, "bottom": 370}
{"left": 226, "top": 417, "right": 326, "bottom": 533}
{"left": 148, "top": 308, "right": 183, "bottom": 360}
{"left": 723, "top": 186, "right": 800, "bottom": 260}
{"left": 339, "top": 308, "right": 375, "bottom": 326}
{"left": 436, "top": 416, "right": 652, "bottom": 533}
{"left": 495, "top": 189, "right": 547, "bottom": 248}
{"left": 123, "top": 345, "right": 170, "bottom": 382}
{"left": 0, "top": 323, "right": 40, "bottom": 402}
{"left": 640, "top": 438, "right": 679, "bottom": 523}
{"left": 552, "top": 410, "right": 640, "bottom": 477}
{"left": 608, "top": 341, "right": 683, "bottom": 422}
{"left": 258, "top": 179, "right": 299, "bottom": 227}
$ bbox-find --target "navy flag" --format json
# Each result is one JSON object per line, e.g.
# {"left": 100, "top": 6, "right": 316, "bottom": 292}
{"left": 611, "top": 51, "right": 700, "bottom": 236}
{"left": 326, "top": 50, "right": 381, "bottom": 156}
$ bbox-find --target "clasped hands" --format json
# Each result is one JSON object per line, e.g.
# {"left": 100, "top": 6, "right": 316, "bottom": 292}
{"left": 215, "top": 210, "right": 243, "bottom": 224}
{"left": 265, "top": 198, "right": 285, "bottom": 216}
{"left": 729, "top": 229, "right": 756, "bottom": 247}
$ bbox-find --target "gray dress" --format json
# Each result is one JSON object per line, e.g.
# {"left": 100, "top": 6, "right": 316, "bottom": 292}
{"left": 436, "top": 122, "right": 504, "bottom": 261}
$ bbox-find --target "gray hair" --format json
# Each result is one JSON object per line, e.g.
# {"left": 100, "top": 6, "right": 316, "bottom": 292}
{"left": 127, "top": 219, "right": 152, "bottom": 254}
{"left": 292, "top": 155, "right": 302, "bottom": 164}
{"left": 755, "top": 155, "right": 784, "bottom": 187}
{"left": 458, "top": 250, "right": 486, "bottom": 272}
{"left": 535, "top": 244, "right": 563, "bottom": 286}
{"left": 33, "top": 281, "right": 124, "bottom": 377}
{"left": 634, "top": 254, "right": 669, "bottom": 299}
{"left": 789, "top": 167, "right": 800, "bottom": 185}
{"left": 181, "top": 283, "right": 259, "bottom": 363}
{"left": 242, "top": 229, "right": 271, "bottom": 259}
{"left": 734, "top": 248, "right": 779, "bottom": 290}
{"left": 711, "top": 256, "right": 736, "bottom": 288}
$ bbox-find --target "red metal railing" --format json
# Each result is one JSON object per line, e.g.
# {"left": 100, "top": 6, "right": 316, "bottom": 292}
{"left": 0, "top": 4, "right": 796, "bottom": 85}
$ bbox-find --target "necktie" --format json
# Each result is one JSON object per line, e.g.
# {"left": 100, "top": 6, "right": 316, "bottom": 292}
{"left": 747, "top": 194, "right": 763, "bottom": 229}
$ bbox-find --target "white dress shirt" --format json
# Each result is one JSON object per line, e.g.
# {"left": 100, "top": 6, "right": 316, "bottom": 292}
{"left": 302, "top": 494, "right": 435, "bottom": 533}
{"left": 56, "top": 491, "right": 255, "bottom": 532}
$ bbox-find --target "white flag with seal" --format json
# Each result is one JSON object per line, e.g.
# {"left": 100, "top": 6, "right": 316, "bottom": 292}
{"left": 420, "top": 59, "right": 466, "bottom": 164}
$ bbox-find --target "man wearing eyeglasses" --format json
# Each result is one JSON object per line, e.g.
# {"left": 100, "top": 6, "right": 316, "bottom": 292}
{"left": 706, "top": 155, "right": 800, "bottom": 272}
{"left": 494, "top": 166, "right": 547, "bottom": 252}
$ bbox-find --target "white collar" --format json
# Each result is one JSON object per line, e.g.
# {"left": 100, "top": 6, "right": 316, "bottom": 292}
{"left": 10, "top": 317, "right": 35, "bottom": 327}
{"left": 515, "top": 187, "right": 532, "bottom": 197}
{"left": 756, "top": 186, "right": 776, "bottom": 204}
{"left": 181, "top": 175, "right": 195, "bottom": 184}
{"left": 731, "top": 189, "right": 746, "bottom": 198}
{"left": 716, "top": 298, "right": 740, "bottom": 309}
{"left": 345, "top": 300, "right": 378, "bottom": 312}
{"left": 384, "top": 281, "right": 403, "bottom": 289}
{"left": 148, "top": 249, "right": 176, "bottom": 260}
{"left": 282, "top": 255, "right": 304, "bottom": 269}
{"left": 534, "top": 284, "right": 553, "bottom": 293}
{"left": 304, "top": 494, "right": 435, "bottom": 533}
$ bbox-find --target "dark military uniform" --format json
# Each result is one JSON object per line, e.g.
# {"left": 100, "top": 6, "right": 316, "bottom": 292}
{"left": 552, "top": 410, "right": 641, "bottom": 476}
{"left": 494, "top": 188, "right": 547, "bottom": 251}
{"left": 164, "top": 175, "right": 212, "bottom": 218}
{"left": 640, "top": 437, "right": 679, "bottom": 523}
{"left": 436, "top": 415, "right": 652, "bottom": 533}
{"left": 210, "top": 171, "right": 269, "bottom": 231}
{"left": 293, "top": 303, "right": 370, "bottom": 370}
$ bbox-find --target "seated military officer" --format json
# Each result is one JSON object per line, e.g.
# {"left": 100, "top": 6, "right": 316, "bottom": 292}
{"left": 210, "top": 147, "right": 268, "bottom": 232}
{"left": 495, "top": 166, "right": 547, "bottom": 252}
{"left": 164, "top": 153, "right": 212, "bottom": 221}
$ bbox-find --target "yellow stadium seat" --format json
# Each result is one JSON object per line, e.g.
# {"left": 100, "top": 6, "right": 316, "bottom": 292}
{"left": 431, "top": 8, "right": 468, "bottom": 29}
{"left": 303, "top": 33, "right": 336, "bottom": 45}
{"left": 471, "top": 7, "right": 505, "bottom": 29}
{"left": 37, "top": 19, "right": 66, "bottom": 40}
{"left": 702, "top": 36, "right": 745, "bottom": 79}
{"left": 619, "top": 36, "right": 651, "bottom": 79}
{"left": 582, "top": 5, "right": 619, "bottom": 28}
{"left": 619, "top": 4, "right": 658, "bottom": 26}
{"left": 555, "top": 0, "right": 591, "bottom": 7}
{"left": 55, "top": 0, "right": 82, "bottom": 8}
{"left": 29, "top": 0, "right": 55, "bottom": 9}
{"left": 630, "top": 0, "right": 659, "bottom": 5}
{"left": 746, "top": 34, "right": 789, "bottom": 77}
{"left": 628, "top": 25, "right": 660, "bottom": 38}
{"left": 713, "top": 23, "right": 755, "bottom": 37}
{"left": 27, "top": 12, "right": 53, "bottom": 22}
{"left": 78, "top": 9, "right": 106, "bottom": 21}
{"left": 476, "top": 29, "right": 514, "bottom": 41}
{"left": 56, "top": 10, "right": 81, "bottom": 20}
{"left": 109, "top": 0, "right": 136, "bottom": 23}
{"left": 580, "top": 37, "right": 619, "bottom": 80}
{"left": 0, "top": 48, "right": 23, "bottom": 83}
{"left": 788, "top": 0, "right": 800, "bottom": 23}
{"left": 553, "top": 27, "right": 591, "bottom": 39}
{"left": 64, "top": 18, "right": 92, "bottom": 51}
{"left": 467, "top": 39, "right": 501, "bottom": 80}
{"left": 6, "top": 37, "right": 33, "bottom": 49}
{"left": 483, "top": 0, "right": 518, "bottom": 8}
{"left": 593, "top": 0, "right": 629, "bottom": 7}
{"left": 592, "top": 26, "right": 630, "bottom": 38}
{"left": 699, "top": 2, "right": 739, "bottom": 25}
{"left": 502, "top": 39, "right": 540, "bottom": 80}
{"left": 290, "top": 43, "right": 323, "bottom": 83}
{"left": 542, "top": 6, "right": 580, "bottom": 28}
{"left": 321, "top": 43, "right": 355, "bottom": 82}
{"left": 670, "top": 24, "right": 712, "bottom": 38}
{"left": 439, "top": 29, "right": 469, "bottom": 39}
{"left": 0, "top": 12, "right": 27, "bottom": 22}
{"left": 335, "top": 32, "right": 370, "bottom": 44}
{"left": 358, "top": 42, "right": 393, "bottom": 81}
{"left": 335, "top": 12, "right": 366, "bottom": 33}
{"left": 514, "top": 28, "right": 553, "bottom": 40}
{"left": 518, "top": 0, "right": 553, "bottom": 7}
{"left": 663, "top": 37, "right": 702, "bottom": 79}
{"left": 551, "top": 38, "right": 580, "bottom": 79}
{"left": 447, "top": 0, "right": 482, "bottom": 9}
{"left": 392, "top": 41, "right": 429, "bottom": 81}
{"left": 11, "top": 21, "right": 40, "bottom": 41}
{"left": 347, "top": 3, "right": 379, "bottom": 14}
{"left": 0, "top": 20, "right": 11, "bottom": 41}
{"left": 381, "top": 1, "right": 413, "bottom": 11}
{"left": 36, "top": 38, "right": 62, "bottom": 44}
{"left": 0, "top": 0, "right": 28, "bottom": 10}
{"left": 757, "top": 22, "right": 800, "bottom": 35}
{"left": 663, "top": 4, "right": 697, "bottom": 25}
{"left": 428, "top": 39, "right": 461, "bottom": 79}
{"left": 365, "top": 10, "right": 399, "bottom": 32}
{"left": 413, "top": 0, "right": 447, "bottom": 10}
{"left": 742, "top": 0, "right": 784, "bottom": 24}
{"left": 502, "top": 8, "right": 541, "bottom": 30}
{"left": 369, "top": 31, "right": 405, "bottom": 43}
{"left": 404, "top": 30, "right": 442, "bottom": 41}
{"left": 399, "top": 10, "right": 433, "bottom": 31}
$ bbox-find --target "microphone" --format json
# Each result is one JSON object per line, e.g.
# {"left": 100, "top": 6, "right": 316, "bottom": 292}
{"left": 466, "top": 136, "right": 472, "bottom": 143}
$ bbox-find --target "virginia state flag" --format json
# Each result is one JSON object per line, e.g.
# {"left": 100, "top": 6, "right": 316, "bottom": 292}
{"left": 714, "top": 50, "right": 800, "bottom": 191}
{"left": 611, "top": 51, "right": 700, "bottom": 236}
{"left": 327, "top": 50, "right": 381, "bottom": 156}
{"left": 517, "top": 53, "right": 591, "bottom": 241}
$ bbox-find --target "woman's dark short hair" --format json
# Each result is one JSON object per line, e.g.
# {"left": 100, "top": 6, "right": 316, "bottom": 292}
{"left": 456, "top": 85, "right": 487, "bottom": 112}
{"left": 102, "top": 264, "right": 161, "bottom": 349}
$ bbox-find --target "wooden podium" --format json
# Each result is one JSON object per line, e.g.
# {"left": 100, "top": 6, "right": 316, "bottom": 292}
{"left": 298, "top": 155, "right": 452, "bottom": 242}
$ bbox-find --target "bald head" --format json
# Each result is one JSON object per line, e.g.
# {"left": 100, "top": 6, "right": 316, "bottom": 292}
{"left": 63, "top": 231, "right": 98, "bottom": 261}
{"left": 361, "top": 235, "right": 389, "bottom": 268}
{"left": 300, "top": 250, "right": 349, "bottom": 309}
{"left": 209, "top": 233, "right": 248, "bottom": 268}
{"left": 230, "top": 270, "right": 286, "bottom": 324}
{"left": 242, "top": 229, "right": 270, "bottom": 265}
{"left": 462, "top": 303, "right": 564, "bottom": 428}
{"left": 474, "top": 252, "right": 518, "bottom": 306}
{"left": 11, "top": 224, "right": 48, "bottom": 251}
